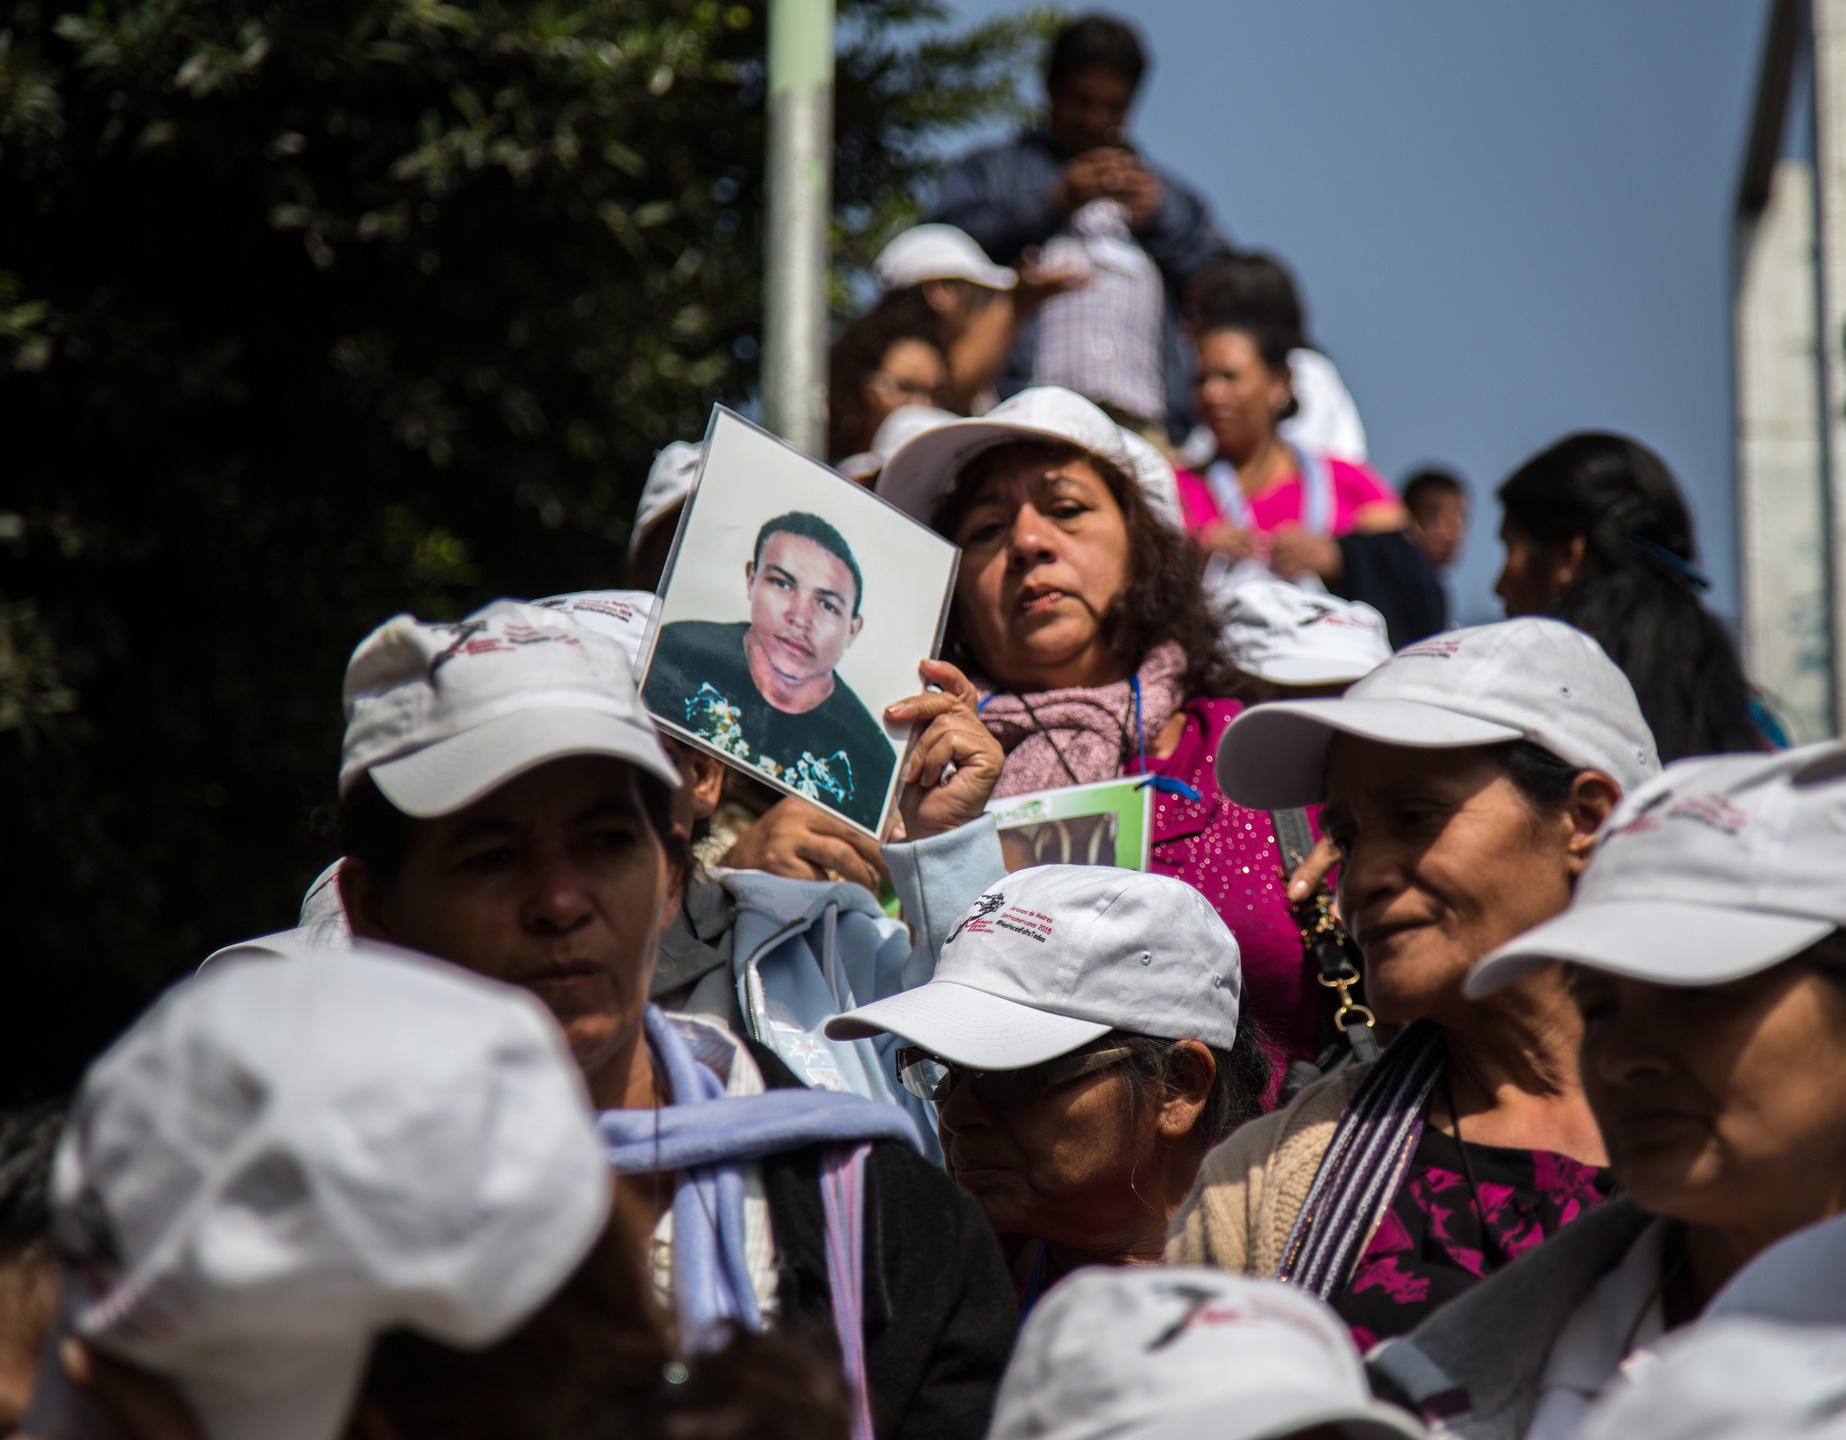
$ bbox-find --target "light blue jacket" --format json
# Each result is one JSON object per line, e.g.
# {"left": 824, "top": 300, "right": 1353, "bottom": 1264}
{"left": 650, "top": 816, "right": 1008, "bottom": 1164}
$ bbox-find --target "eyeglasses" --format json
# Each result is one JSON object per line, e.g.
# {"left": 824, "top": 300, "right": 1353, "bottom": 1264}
{"left": 895, "top": 1045, "right": 1132, "bottom": 1109}
{"left": 865, "top": 371, "right": 948, "bottom": 405}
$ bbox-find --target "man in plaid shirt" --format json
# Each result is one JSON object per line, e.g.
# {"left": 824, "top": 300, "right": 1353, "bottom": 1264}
{"left": 927, "top": 13, "right": 1228, "bottom": 427}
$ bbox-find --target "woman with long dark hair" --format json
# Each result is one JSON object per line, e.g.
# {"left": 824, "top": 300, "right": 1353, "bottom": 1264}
{"left": 1495, "top": 433, "right": 1768, "bottom": 761}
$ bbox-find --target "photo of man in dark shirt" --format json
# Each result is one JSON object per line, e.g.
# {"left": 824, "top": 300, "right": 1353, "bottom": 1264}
{"left": 645, "top": 511, "right": 895, "bottom": 831}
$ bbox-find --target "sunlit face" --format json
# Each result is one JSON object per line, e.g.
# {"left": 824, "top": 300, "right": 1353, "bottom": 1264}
{"left": 1322, "top": 738, "right": 1583, "bottom": 1024}
{"left": 861, "top": 337, "right": 948, "bottom": 445}
{"left": 350, "top": 756, "right": 677, "bottom": 1081}
{"left": 746, "top": 531, "right": 864, "bottom": 686}
{"left": 1194, "top": 329, "right": 1291, "bottom": 469}
{"left": 1495, "top": 520, "right": 1570, "bottom": 617}
{"left": 949, "top": 452, "right": 1131, "bottom": 691}
{"left": 1047, "top": 64, "right": 1137, "bottom": 153}
{"left": 938, "top": 1061, "right": 1158, "bottom": 1247}
{"left": 1576, "top": 957, "right": 1846, "bottom": 1238}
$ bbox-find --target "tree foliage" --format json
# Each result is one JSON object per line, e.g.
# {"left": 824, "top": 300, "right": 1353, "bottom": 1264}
{"left": 0, "top": 0, "right": 1052, "bottom": 1099}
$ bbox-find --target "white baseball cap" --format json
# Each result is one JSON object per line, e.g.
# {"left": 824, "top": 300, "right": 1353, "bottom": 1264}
{"left": 875, "top": 385, "right": 1183, "bottom": 532}
{"left": 628, "top": 440, "right": 704, "bottom": 559}
{"left": 533, "top": 589, "right": 659, "bottom": 672}
{"left": 1466, "top": 742, "right": 1846, "bottom": 999}
{"left": 991, "top": 1267, "right": 1428, "bottom": 1440}
{"left": 1579, "top": 1318, "right": 1846, "bottom": 1440}
{"left": 873, "top": 223, "right": 1017, "bottom": 292}
{"left": 1223, "top": 581, "right": 1393, "bottom": 686}
{"left": 837, "top": 404, "right": 962, "bottom": 483}
{"left": 50, "top": 937, "right": 611, "bottom": 1440}
{"left": 1215, "top": 617, "right": 1659, "bottom": 810}
{"left": 340, "top": 598, "right": 678, "bottom": 816}
{"left": 824, "top": 865, "right": 1241, "bottom": 1068}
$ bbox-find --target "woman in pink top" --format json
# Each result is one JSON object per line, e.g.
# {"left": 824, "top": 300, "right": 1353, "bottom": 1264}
{"left": 1177, "top": 318, "right": 1406, "bottom": 586}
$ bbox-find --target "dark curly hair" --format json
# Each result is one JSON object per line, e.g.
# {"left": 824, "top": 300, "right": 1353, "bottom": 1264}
{"left": 826, "top": 296, "right": 947, "bottom": 463}
{"left": 1498, "top": 433, "right": 1762, "bottom": 762}
{"left": 928, "top": 438, "right": 1239, "bottom": 700}
{"left": 1110, "top": 1017, "right": 1269, "bottom": 1152}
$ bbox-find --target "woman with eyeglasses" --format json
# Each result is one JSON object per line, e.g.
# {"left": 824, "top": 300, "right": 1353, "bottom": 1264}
{"left": 827, "top": 864, "right": 1270, "bottom": 1313}
{"left": 827, "top": 300, "right": 954, "bottom": 467}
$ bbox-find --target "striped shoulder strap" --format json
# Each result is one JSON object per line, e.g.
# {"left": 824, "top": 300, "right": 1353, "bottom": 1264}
{"left": 1274, "top": 1020, "right": 1445, "bottom": 1298}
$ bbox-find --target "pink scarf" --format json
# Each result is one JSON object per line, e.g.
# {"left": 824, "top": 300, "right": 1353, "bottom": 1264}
{"left": 978, "top": 643, "right": 1189, "bottom": 798}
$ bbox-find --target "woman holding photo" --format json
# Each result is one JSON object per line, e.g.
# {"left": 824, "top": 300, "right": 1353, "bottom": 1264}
{"left": 874, "top": 386, "right": 1342, "bottom": 1081}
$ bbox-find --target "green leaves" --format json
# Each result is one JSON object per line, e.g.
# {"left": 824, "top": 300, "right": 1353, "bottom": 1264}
{"left": 0, "top": 0, "right": 1043, "bottom": 1099}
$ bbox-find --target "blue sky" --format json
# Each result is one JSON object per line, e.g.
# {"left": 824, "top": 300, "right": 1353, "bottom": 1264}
{"left": 938, "top": 0, "right": 1771, "bottom": 624}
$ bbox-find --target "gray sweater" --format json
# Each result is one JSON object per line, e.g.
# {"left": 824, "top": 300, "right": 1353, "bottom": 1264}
{"left": 1366, "top": 1199, "right": 1653, "bottom": 1440}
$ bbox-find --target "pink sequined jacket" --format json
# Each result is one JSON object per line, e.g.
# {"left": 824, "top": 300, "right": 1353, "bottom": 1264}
{"left": 1141, "top": 696, "right": 1320, "bottom": 1074}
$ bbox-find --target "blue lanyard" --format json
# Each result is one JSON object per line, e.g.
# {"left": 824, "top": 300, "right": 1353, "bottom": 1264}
{"left": 981, "top": 674, "right": 1203, "bottom": 799}
{"left": 1129, "top": 674, "right": 1146, "bottom": 773}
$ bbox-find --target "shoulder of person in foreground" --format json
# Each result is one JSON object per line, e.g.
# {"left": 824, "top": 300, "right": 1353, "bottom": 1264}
{"left": 1364, "top": 1198, "right": 1652, "bottom": 1440}
{"left": 1164, "top": 1059, "right": 1369, "bottom": 1272}
{"left": 760, "top": 1136, "right": 1017, "bottom": 1440}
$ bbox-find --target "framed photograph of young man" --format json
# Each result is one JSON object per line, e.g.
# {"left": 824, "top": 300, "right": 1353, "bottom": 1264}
{"left": 639, "top": 407, "right": 960, "bottom": 838}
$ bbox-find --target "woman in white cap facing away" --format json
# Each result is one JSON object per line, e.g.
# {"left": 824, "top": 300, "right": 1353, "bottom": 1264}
{"left": 28, "top": 939, "right": 851, "bottom": 1440}
{"left": 826, "top": 865, "right": 1270, "bottom": 1313}
{"left": 991, "top": 1267, "right": 1427, "bottom": 1440}
{"left": 326, "top": 600, "right": 1016, "bottom": 1440}
{"left": 1367, "top": 742, "right": 1846, "bottom": 1440}
{"left": 1220, "top": 580, "right": 1393, "bottom": 703}
{"left": 1170, "top": 618, "right": 1660, "bottom": 1350}
{"left": 875, "top": 385, "right": 1355, "bottom": 1087}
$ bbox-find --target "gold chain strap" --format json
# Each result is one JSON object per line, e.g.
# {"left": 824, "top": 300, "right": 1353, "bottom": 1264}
{"left": 1288, "top": 852, "right": 1377, "bottom": 1038}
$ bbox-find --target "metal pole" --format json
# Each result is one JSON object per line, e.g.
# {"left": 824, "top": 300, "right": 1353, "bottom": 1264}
{"left": 1813, "top": 0, "right": 1846, "bottom": 731}
{"left": 763, "top": 0, "right": 835, "bottom": 456}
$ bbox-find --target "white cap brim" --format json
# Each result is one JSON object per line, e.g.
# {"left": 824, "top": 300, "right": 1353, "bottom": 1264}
{"left": 1216, "top": 699, "right": 1525, "bottom": 810}
{"left": 1466, "top": 901, "right": 1838, "bottom": 999}
{"left": 875, "top": 419, "right": 1062, "bottom": 524}
{"left": 825, "top": 981, "right": 1112, "bottom": 1069}
{"left": 369, "top": 706, "right": 680, "bottom": 817}
{"left": 1242, "top": 656, "right": 1382, "bottom": 687}
{"left": 1133, "top": 1395, "right": 1428, "bottom": 1440}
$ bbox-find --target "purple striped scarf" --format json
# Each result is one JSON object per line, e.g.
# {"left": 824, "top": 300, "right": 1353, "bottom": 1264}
{"left": 1274, "top": 1020, "right": 1446, "bottom": 1298}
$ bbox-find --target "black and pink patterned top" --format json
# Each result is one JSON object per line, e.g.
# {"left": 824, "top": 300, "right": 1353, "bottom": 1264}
{"left": 1332, "top": 1123, "right": 1615, "bottom": 1351}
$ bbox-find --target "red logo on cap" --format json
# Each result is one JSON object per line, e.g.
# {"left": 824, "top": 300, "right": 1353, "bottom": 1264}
{"left": 1396, "top": 637, "right": 1462, "bottom": 660}
{"left": 1665, "top": 793, "right": 1748, "bottom": 836}
{"left": 429, "top": 619, "right": 581, "bottom": 672}
{"left": 993, "top": 906, "right": 1053, "bottom": 943}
